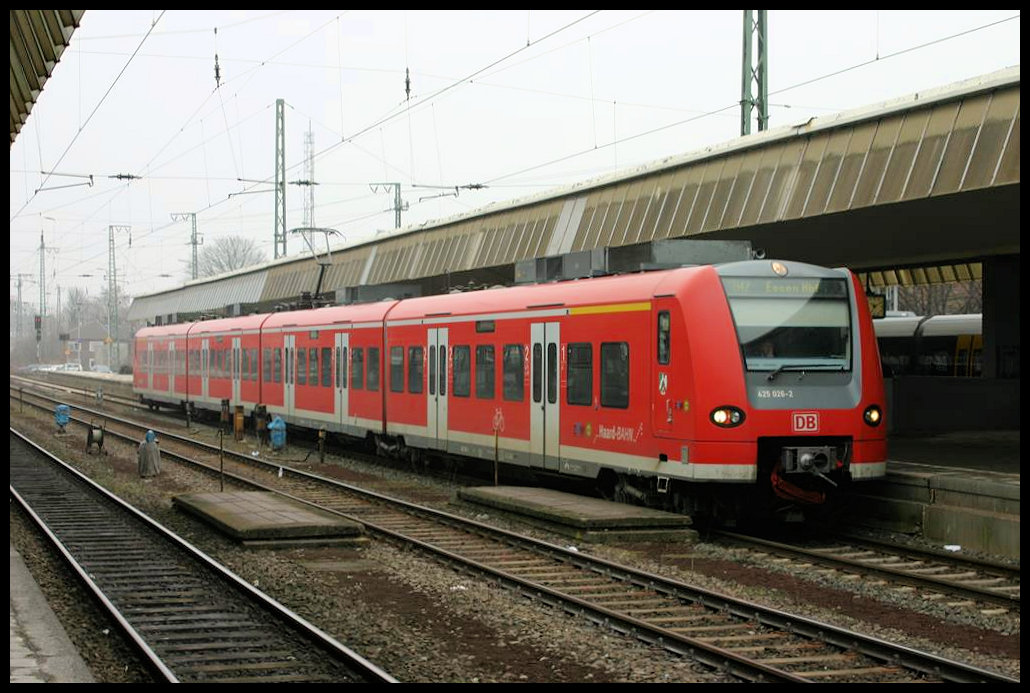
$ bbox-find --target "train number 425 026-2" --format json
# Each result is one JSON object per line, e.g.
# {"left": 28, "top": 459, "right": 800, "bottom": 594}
{"left": 756, "top": 388, "right": 794, "bottom": 399}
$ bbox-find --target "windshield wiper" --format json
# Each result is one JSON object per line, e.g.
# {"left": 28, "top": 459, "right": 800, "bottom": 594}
{"left": 766, "top": 364, "right": 844, "bottom": 382}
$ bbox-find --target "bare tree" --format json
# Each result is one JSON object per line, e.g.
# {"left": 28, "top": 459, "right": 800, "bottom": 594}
{"left": 897, "top": 280, "right": 982, "bottom": 315}
{"left": 191, "top": 236, "right": 266, "bottom": 278}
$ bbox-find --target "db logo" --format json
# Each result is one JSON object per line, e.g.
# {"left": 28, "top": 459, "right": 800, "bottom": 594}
{"left": 792, "top": 412, "right": 819, "bottom": 432}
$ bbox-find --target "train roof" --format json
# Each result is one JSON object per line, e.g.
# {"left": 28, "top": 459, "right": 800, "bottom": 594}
{"left": 921, "top": 313, "right": 982, "bottom": 336}
{"left": 135, "top": 322, "right": 196, "bottom": 339}
{"left": 262, "top": 300, "right": 397, "bottom": 329}
{"left": 384, "top": 267, "right": 698, "bottom": 322}
{"left": 873, "top": 313, "right": 981, "bottom": 338}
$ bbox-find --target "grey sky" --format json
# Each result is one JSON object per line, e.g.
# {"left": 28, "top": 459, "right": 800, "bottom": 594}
{"left": 8, "top": 10, "right": 1020, "bottom": 306}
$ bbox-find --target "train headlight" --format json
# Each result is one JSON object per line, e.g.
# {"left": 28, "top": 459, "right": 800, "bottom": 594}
{"left": 863, "top": 405, "right": 882, "bottom": 427}
{"left": 710, "top": 406, "right": 745, "bottom": 428}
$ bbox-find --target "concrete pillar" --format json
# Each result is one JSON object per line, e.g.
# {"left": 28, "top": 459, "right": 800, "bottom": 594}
{"left": 982, "top": 254, "right": 1020, "bottom": 378}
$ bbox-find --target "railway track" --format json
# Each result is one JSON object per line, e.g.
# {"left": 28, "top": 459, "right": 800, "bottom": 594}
{"left": 9, "top": 428, "right": 397, "bottom": 684}
{"left": 10, "top": 387, "right": 1018, "bottom": 684}
{"left": 713, "top": 530, "right": 1019, "bottom": 614}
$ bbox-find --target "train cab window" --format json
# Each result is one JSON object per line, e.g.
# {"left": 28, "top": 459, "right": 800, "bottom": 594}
{"left": 503, "top": 345, "right": 524, "bottom": 401}
{"left": 547, "top": 343, "right": 558, "bottom": 404}
{"left": 722, "top": 276, "right": 852, "bottom": 374}
{"left": 351, "top": 348, "right": 364, "bottom": 389}
{"left": 453, "top": 346, "right": 471, "bottom": 397}
{"left": 309, "top": 347, "right": 319, "bottom": 385}
{"left": 657, "top": 311, "right": 671, "bottom": 365}
{"left": 368, "top": 347, "right": 380, "bottom": 391}
{"left": 532, "top": 344, "right": 542, "bottom": 403}
{"left": 566, "top": 343, "right": 592, "bottom": 406}
{"left": 408, "top": 346, "right": 424, "bottom": 393}
{"left": 601, "top": 342, "right": 630, "bottom": 408}
{"left": 429, "top": 347, "right": 436, "bottom": 395}
{"left": 321, "top": 348, "right": 332, "bottom": 387}
{"left": 476, "top": 345, "right": 495, "bottom": 399}
{"left": 390, "top": 346, "right": 405, "bottom": 392}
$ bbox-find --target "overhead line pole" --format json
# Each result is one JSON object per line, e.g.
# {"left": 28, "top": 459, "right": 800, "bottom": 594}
{"left": 171, "top": 212, "right": 202, "bottom": 280}
{"left": 741, "top": 10, "right": 769, "bottom": 136}
{"left": 274, "top": 98, "right": 287, "bottom": 258}
{"left": 108, "top": 225, "right": 132, "bottom": 369}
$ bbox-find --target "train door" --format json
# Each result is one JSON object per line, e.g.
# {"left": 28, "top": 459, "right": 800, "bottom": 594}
{"left": 168, "top": 341, "right": 176, "bottom": 396}
{"left": 284, "top": 334, "right": 296, "bottom": 416}
{"left": 652, "top": 302, "right": 676, "bottom": 438}
{"left": 146, "top": 341, "right": 153, "bottom": 391}
{"left": 232, "top": 337, "right": 242, "bottom": 404}
{"left": 201, "top": 339, "right": 209, "bottom": 400}
{"left": 426, "top": 327, "right": 449, "bottom": 450}
{"left": 334, "top": 332, "right": 350, "bottom": 427}
{"left": 530, "top": 322, "right": 561, "bottom": 471}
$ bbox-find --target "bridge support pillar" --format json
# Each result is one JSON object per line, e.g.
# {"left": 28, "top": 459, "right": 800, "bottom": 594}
{"left": 982, "top": 254, "right": 1019, "bottom": 379}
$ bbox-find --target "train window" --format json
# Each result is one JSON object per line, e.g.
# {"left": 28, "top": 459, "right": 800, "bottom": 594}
{"left": 241, "top": 349, "right": 249, "bottom": 380}
{"left": 429, "top": 347, "right": 436, "bottom": 395}
{"left": 263, "top": 349, "right": 271, "bottom": 382}
{"left": 409, "top": 346, "right": 424, "bottom": 393}
{"left": 601, "top": 342, "right": 630, "bottom": 408}
{"left": 352, "top": 348, "right": 364, "bottom": 390}
{"left": 250, "top": 349, "right": 258, "bottom": 381}
{"left": 453, "top": 346, "right": 471, "bottom": 397}
{"left": 476, "top": 345, "right": 495, "bottom": 399}
{"left": 439, "top": 346, "right": 446, "bottom": 396}
{"left": 309, "top": 347, "right": 319, "bottom": 385}
{"left": 321, "top": 348, "right": 332, "bottom": 387}
{"left": 274, "top": 349, "right": 282, "bottom": 384}
{"left": 368, "top": 347, "right": 380, "bottom": 391}
{"left": 340, "top": 347, "right": 349, "bottom": 388}
{"left": 297, "top": 348, "right": 307, "bottom": 385}
{"left": 657, "top": 311, "right": 671, "bottom": 365}
{"left": 723, "top": 277, "right": 852, "bottom": 373}
{"left": 547, "top": 343, "right": 557, "bottom": 404}
{"left": 533, "top": 344, "right": 542, "bottom": 403}
{"left": 567, "top": 343, "right": 592, "bottom": 406}
{"left": 503, "top": 345, "right": 524, "bottom": 402}
{"left": 390, "top": 346, "right": 405, "bottom": 393}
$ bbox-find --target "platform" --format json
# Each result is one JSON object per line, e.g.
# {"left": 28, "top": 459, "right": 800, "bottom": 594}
{"left": 832, "top": 429, "right": 1019, "bottom": 559}
{"left": 457, "top": 486, "right": 698, "bottom": 544}
{"left": 10, "top": 544, "right": 94, "bottom": 683}
{"left": 172, "top": 491, "right": 364, "bottom": 547}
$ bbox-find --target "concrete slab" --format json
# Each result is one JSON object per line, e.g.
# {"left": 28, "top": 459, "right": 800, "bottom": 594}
{"left": 458, "top": 486, "right": 697, "bottom": 544}
{"left": 172, "top": 491, "right": 363, "bottom": 543}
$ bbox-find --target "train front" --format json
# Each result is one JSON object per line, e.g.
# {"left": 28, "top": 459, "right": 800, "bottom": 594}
{"left": 713, "top": 260, "right": 887, "bottom": 516}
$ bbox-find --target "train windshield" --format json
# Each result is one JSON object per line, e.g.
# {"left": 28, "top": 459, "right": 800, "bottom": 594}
{"left": 721, "top": 276, "right": 852, "bottom": 373}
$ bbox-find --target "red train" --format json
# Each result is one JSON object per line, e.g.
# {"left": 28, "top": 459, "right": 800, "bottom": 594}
{"left": 134, "top": 259, "right": 887, "bottom": 521}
